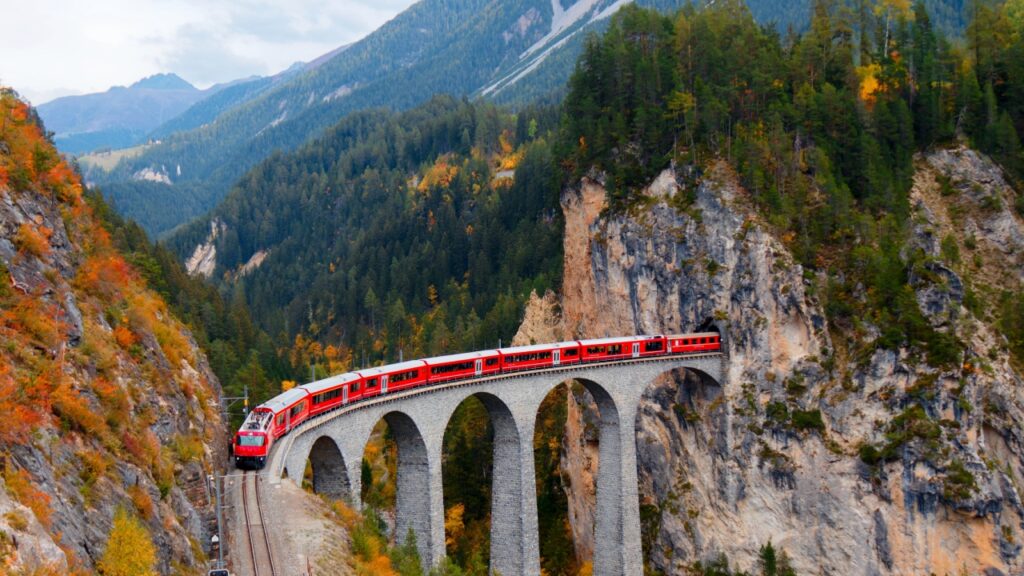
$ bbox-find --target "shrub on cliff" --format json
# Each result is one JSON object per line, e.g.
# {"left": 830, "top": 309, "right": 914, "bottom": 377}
{"left": 97, "top": 508, "right": 156, "bottom": 576}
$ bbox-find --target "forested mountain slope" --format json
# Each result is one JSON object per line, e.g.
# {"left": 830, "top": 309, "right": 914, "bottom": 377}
{"left": 0, "top": 89, "right": 227, "bottom": 574}
{"left": 168, "top": 96, "right": 564, "bottom": 368}
{"left": 81, "top": 0, "right": 858, "bottom": 239}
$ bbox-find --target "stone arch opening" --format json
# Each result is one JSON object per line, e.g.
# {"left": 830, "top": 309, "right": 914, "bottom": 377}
{"left": 633, "top": 366, "right": 725, "bottom": 571}
{"left": 305, "top": 435, "right": 351, "bottom": 502}
{"left": 440, "top": 392, "right": 523, "bottom": 575}
{"left": 533, "top": 378, "right": 621, "bottom": 575}
{"left": 360, "top": 410, "right": 433, "bottom": 566}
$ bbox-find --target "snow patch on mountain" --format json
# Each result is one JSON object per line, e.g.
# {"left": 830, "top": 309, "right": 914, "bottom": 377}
{"left": 481, "top": 0, "right": 635, "bottom": 96}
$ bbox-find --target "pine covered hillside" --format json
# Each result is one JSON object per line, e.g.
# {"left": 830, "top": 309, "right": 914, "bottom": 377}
{"left": 0, "top": 89, "right": 228, "bottom": 574}
{"left": 168, "top": 96, "right": 564, "bottom": 368}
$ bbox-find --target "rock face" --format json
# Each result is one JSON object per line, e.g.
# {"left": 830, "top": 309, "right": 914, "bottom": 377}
{"left": 185, "top": 218, "right": 224, "bottom": 277}
{"left": 0, "top": 104, "right": 227, "bottom": 574}
{"left": 545, "top": 156, "right": 1024, "bottom": 574}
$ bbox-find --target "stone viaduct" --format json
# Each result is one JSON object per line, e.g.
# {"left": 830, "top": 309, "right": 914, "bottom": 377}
{"left": 266, "top": 353, "right": 725, "bottom": 576}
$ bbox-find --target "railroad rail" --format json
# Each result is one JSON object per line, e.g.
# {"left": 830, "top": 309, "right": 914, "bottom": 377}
{"left": 241, "top": 471, "right": 277, "bottom": 576}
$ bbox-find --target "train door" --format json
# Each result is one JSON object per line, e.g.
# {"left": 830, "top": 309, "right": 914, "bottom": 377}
{"left": 553, "top": 350, "right": 561, "bottom": 366}
{"left": 342, "top": 384, "right": 349, "bottom": 405}
{"left": 381, "top": 375, "right": 389, "bottom": 394}
{"left": 475, "top": 359, "right": 483, "bottom": 376}
{"left": 632, "top": 343, "right": 640, "bottom": 358}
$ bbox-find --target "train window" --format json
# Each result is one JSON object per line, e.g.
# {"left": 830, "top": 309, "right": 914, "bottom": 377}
{"left": 486, "top": 358, "right": 499, "bottom": 366}
{"left": 391, "top": 370, "right": 420, "bottom": 384}
{"left": 587, "top": 346, "right": 605, "bottom": 355}
{"left": 314, "top": 389, "right": 343, "bottom": 405}
{"left": 431, "top": 361, "right": 474, "bottom": 375}
{"left": 564, "top": 349, "right": 578, "bottom": 356}
{"left": 367, "top": 378, "right": 377, "bottom": 387}
{"left": 644, "top": 340, "right": 664, "bottom": 352}
{"left": 352, "top": 382, "right": 360, "bottom": 392}
{"left": 290, "top": 402, "right": 305, "bottom": 418}
{"left": 609, "top": 344, "right": 622, "bottom": 355}
{"left": 237, "top": 435, "right": 265, "bottom": 447}
{"left": 276, "top": 414, "right": 284, "bottom": 426}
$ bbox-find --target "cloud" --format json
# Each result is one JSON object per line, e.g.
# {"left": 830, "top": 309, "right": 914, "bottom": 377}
{"left": 1, "top": 0, "right": 417, "bottom": 103}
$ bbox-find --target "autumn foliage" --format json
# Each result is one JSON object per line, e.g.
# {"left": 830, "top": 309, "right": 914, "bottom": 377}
{"left": 97, "top": 508, "right": 157, "bottom": 576}
{"left": 0, "top": 88, "right": 217, "bottom": 571}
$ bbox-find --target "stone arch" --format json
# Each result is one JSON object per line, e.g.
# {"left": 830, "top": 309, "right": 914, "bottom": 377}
{"left": 307, "top": 435, "right": 351, "bottom": 501}
{"left": 377, "top": 410, "right": 434, "bottom": 567}
{"left": 631, "top": 365, "right": 726, "bottom": 573}
{"left": 533, "top": 377, "right": 627, "bottom": 575}
{"left": 441, "top": 392, "right": 525, "bottom": 576}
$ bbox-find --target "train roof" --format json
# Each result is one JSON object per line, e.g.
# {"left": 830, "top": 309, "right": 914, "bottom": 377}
{"left": 303, "top": 372, "right": 361, "bottom": 394}
{"left": 356, "top": 360, "right": 427, "bottom": 378}
{"left": 498, "top": 341, "right": 580, "bottom": 355}
{"left": 666, "top": 332, "right": 720, "bottom": 339}
{"left": 260, "top": 387, "right": 309, "bottom": 414}
{"left": 425, "top": 350, "right": 500, "bottom": 365}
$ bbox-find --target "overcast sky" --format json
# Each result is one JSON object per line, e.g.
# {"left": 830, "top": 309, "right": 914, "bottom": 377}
{"left": 1, "top": 0, "right": 417, "bottom": 105}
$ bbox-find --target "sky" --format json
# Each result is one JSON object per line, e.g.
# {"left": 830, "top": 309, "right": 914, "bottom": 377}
{"left": 1, "top": 0, "right": 417, "bottom": 105}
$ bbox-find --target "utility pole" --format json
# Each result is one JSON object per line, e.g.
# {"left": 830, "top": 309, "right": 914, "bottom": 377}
{"left": 210, "top": 474, "right": 224, "bottom": 569}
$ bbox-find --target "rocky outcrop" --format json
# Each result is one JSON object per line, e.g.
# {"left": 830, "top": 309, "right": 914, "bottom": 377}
{"left": 545, "top": 156, "right": 1024, "bottom": 574}
{"left": 185, "top": 218, "right": 225, "bottom": 277}
{"left": 0, "top": 105, "right": 226, "bottom": 574}
{"left": 512, "top": 289, "right": 564, "bottom": 346}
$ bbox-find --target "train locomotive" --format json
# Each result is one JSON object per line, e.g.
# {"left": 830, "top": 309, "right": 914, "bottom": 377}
{"left": 232, "top": 333, "right": 720, "bottom": 469}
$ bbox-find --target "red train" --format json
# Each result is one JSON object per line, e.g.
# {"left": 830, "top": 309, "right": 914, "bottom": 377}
{"left": 233, "top": 333, "right": 720, "bottom": 468}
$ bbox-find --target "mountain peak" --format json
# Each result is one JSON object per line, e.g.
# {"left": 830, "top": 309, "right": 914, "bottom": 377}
{"left": 130, "top": 73, "right": 196, "bottom": 91}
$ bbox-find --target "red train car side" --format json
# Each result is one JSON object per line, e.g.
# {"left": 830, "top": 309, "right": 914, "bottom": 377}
{"left": 578, "top": 335, "right": 667, "bottom": 363}
{"left": 263, "top": 387, "right": 312, "bottom": 439}
{"left": 498, "top": 341, "right": 581, "bottom": 372}
{"left": 357, "top": 360, "right": 428, "bottom": 395}
{"left": 306, "top": 372, "right": 363, "bottom": 416}
{"left": 667, "top": 332, "right": 721, "bottom": 354}
{"left": 426, "top": 351, "right": 501, "bottom": 384}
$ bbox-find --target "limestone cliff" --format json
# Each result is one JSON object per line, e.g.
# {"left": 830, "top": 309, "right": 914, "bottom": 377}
{"left": 0, "top": 93, "right": 226, "bottom": 575}
{"left": 541, "top": 152, "right": 1024, "bottom": 575}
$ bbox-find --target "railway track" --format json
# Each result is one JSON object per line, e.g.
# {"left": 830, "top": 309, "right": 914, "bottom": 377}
{"left": 242, "top": 471, "right": 277, "bottom": 576}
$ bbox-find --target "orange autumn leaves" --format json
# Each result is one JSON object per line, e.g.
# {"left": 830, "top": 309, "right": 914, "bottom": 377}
{"left": 0, "top": 89, "right": 197, "bottom": 452}
{"left": 0, "top": 90, "right": 83, "bottom": 202}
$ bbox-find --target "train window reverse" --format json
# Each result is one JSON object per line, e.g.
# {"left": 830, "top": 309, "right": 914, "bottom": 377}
{"left": 367, "top": 378, "right": 377, "bottom": 387}
{"left": 644, "top": 340, "right": 664, "bottom": 352}
{"left": 352, "top": 382, "right": 360, "bottom": 392}
{"left": 276, "top": 414, "right": 284, "bottom": 426}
